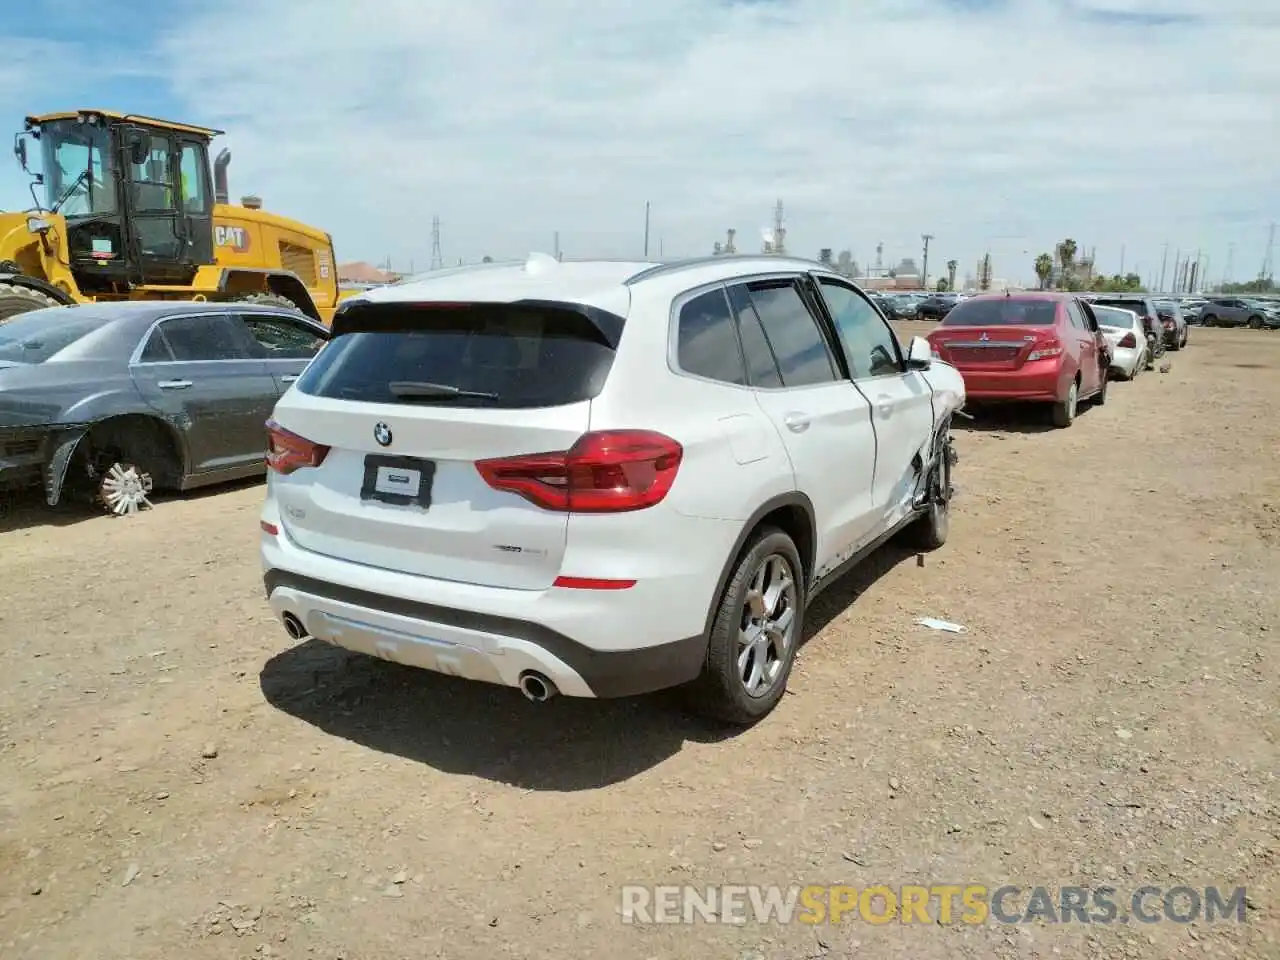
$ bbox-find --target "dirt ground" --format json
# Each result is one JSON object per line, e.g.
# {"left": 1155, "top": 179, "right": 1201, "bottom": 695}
{"left": 1, "top": 324, "right": 1277, "bottom": 960}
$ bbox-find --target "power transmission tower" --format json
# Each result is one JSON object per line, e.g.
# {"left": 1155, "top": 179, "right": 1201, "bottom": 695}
{"left": 429, "top": 216, "right": 443, "bottom": 270}
{"left": 921, "top": 234, "right": 934, "bottom": 289}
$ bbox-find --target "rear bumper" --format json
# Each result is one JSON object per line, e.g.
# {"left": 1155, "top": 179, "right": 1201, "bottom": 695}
{"left": 259, "top": 513, "right": 732, "bottom": 699}
{"left": 954, "top": 362, "right": 1066, "bottom": 402}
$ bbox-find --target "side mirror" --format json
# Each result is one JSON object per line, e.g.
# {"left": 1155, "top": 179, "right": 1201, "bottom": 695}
{"left": 129, "top": 135, "right": 149, "bottom": 166}
{"left": 14, "top": 136, "right": 27, "bottom": 171}
{"left": 907, "top": 335, "right": 933, "bottom": 369}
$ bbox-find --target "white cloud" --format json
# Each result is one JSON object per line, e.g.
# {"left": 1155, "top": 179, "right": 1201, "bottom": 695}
{"left": 13, "top": 0, "right": 1280, "bottom": 287}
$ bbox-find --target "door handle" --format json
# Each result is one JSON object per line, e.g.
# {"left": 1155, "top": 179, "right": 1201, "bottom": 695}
{"left": 157, "top": 379, "right": 192, "bottom": 390}
{"left": 782, "top": 413, "right": 810, "bottom": 433}
{"left": 875, "top": 395, "right": 894, "bottom": 417}
{"left": 280, "top": 375, "right": 299, "bottom": 384}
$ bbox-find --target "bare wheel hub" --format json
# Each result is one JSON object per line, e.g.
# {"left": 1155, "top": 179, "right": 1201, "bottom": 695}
{"left": 98, "top": 462, "right": 154, "bottom": 516}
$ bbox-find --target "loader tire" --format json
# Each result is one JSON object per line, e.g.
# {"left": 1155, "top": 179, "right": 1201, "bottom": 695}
{"left": 0, "top": 282, "right": 62, "bottom": 325}
{"left": 233, "top": 291, "right": 305, "bottom": 314}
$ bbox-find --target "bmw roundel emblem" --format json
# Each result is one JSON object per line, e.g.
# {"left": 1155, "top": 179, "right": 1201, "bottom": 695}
{"left": 373, "top": 422, "right": 393, "bottom": 447}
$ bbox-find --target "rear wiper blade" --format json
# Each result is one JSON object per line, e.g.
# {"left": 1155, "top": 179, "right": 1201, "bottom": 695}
{"left": 388, "top": 380, "right": 499, "bottom": 400}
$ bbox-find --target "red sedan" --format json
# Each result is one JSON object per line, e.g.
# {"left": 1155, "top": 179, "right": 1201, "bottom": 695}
{"left": 925, "top": 293, "right": 1111, "bottom": 428}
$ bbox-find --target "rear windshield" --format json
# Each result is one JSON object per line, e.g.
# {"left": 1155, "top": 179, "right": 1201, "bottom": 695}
{"left": 0, "top": 309, "right": 113, "bottom": 363}
{"left": 941, "top": 299, "right": 1057, "bottom": 326}
{"left": 1092, "top": 307, "right": 1136, "bottom": 327}
{"left": 1094, "top": 299, "right": 1148, "bottom": 315}
{"left": 295, "top": 303, "right": 618, "bottom": 408}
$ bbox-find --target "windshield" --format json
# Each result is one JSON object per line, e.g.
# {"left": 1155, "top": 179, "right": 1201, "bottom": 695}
{"left": 0, "top": 308, "right": 114, "bottom": 363}
{"left": 941, "top": 298, "right": 1057, "bottom": 326}
{"left": 1093, "top": 307, "right": 1136, "bottom": 328}
{"left": 37, "top": 118, "right": 118, "bottom": 216}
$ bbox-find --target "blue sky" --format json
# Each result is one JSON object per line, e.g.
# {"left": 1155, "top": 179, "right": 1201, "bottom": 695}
{"left": 3, "top": 0, "right": 1277, "bottom": 287}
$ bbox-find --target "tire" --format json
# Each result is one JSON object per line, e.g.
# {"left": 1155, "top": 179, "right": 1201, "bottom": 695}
{"left": 685, "top": 527, "right": 804, "bottom": 726}
{"left": 1051, "top": 378, "right": 1079, "bottom": 428}
{"left": 69, "top": 418, "right": 180, "bottom": 516}
{"left": 0, "top": 281, "right": 63, "bottom": 325}
{"left": 1168, "top": 333, "right": 1181, "bottom": 352}
{"left": 233, "top": 291, "right": 305, "bottom": 314}
{"left": 1091, "top": 370, "right": 1109, "bottom": 405}
{"left": 1180, "top": 327, "right": 1189, "bottom": 348}
{"left": 1202, "top": 315, "right": 1217, "bottom": 328}
{"left": 1249, "top": 316, "right": 1264, "bottom": 330}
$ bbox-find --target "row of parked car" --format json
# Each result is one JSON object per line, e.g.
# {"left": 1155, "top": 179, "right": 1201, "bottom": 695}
{"left": 0, "top": 255, "right": 1256, "bottom": 729}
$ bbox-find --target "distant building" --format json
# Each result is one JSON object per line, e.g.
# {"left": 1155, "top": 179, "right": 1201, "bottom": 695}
{"left": 337, "top": 261, "right": 401, "bottom": 285}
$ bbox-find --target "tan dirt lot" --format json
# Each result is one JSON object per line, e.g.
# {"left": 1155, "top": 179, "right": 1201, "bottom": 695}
{"left": 0, "top": 324, "right": 1277, "bottom": 960}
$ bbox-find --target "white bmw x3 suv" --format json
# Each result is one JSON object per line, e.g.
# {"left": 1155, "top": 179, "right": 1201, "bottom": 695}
{"left": 260, "top": 253, "right": 964, "bottom": 724}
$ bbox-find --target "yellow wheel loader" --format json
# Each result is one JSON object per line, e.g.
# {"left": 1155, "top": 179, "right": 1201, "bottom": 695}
{"left": 0, "top": 110, "right": 342, "bottom": 325}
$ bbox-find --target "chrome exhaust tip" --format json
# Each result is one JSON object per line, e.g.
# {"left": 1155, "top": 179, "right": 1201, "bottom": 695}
{"left": 518, "top": 671, "right": 557, "bottom": 702}
{"left": 282, "top": 612, "right": 308, "bottom": 640}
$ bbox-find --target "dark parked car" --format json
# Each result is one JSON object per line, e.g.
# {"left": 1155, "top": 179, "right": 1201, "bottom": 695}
{"left": 1089, "top": 296, "right": 1168, "bottom": 360}
{"left": 874, "top": 294, "right": 919, "bottom": 321}
{"left": 916, "top": 293, "right": 962, "bottom": 321}
{"left": 0, "top": 301, "right": 328, "bottom": 514}
{"left": 1199, "top": 298, "right": 1280, "bottom": 329}
{"left": 1153, "top": 300, "right": 1189, "bottom": 349}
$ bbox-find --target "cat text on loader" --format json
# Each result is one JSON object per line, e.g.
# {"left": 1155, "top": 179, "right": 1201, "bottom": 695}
{"left": 0, "top": 110, "right": 340, "bottom": 325}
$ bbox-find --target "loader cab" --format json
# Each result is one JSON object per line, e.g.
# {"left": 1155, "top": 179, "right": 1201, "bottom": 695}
{"left": 27, "top": 112, "right": 218, "bottom": 290}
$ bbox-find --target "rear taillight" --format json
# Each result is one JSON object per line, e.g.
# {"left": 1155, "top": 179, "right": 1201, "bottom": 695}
{"left": 265, "top": 420, "right": 330, "bottom": 475}
{"left": 1162, "top": 318, "right": 1175, "bottom": 330}
{"left": 1118, "top": 332, "right": 1137, "bottom": 348}
{"left": 1027, "top": 338, "right": 1063, "bottom": 361}
{"left": 475, "top": 430, "right": 683, "bottom": 513}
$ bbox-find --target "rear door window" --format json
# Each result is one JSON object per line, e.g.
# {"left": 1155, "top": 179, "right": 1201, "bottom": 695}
{"left": 240, "top": 313, "right": 326, "bottom": 359}
{"left": 726, "top": 284, "right": 784, "bottom": 388}
{"left": 740, "top": 280, "right": 838, "bottom": 387}
{"left": 675, "top": 288, "right": 746, "bottom": 385}
{"left": 296, "top": 302, "right": 618, "bottom": 408}
{"left": 154, "top": 314, "right": 253, "bottom": 361}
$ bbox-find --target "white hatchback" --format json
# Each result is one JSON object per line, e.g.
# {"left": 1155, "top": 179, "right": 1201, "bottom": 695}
{"left": 260, "top": 254, "right": 965, "bottom": 724}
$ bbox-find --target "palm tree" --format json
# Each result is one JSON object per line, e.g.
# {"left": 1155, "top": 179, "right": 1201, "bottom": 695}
{"left": 1034, "top": 253, "right": 1054, "bottom": 289}
{"left": 946, "top": 259, "right": 958, "bottom": 291}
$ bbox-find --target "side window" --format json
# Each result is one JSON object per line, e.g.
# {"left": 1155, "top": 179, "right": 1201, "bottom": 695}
{"left": 1065, "top": 301, "right": 1086, "bottom": 329}
{"left": 179, "top": 143, "right": 209, "bottom": 215}
{"left": 742, "top": 281, "right": 838, "bottom": 388}
{"left": 138, "top": 330, "right": 174, "bottom": 363}
{"left": 240, "top": 313, "right": 326, "bottom": 360}
{"left": 674, "top": 289, "right": 746, "bottom": 385}
{"left": 129, "top": 134, "right": 175, "bottom": 212}
{"left": 817, "top": 279, "right": 903, "bottom": 379}
{"left": 157, "top": 314, "right": 252, "bottom": 361}
{"left": 726, "top": 284, "right": 784, "bottom": 388}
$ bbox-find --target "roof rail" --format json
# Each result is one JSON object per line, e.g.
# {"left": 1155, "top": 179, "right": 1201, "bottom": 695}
{"left": 625, "top": 254, "right": 834, "bottom": 286}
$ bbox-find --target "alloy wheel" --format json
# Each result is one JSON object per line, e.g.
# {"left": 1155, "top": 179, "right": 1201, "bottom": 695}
{"left": 738, "top": 554, "right": 798, "bottom": 698}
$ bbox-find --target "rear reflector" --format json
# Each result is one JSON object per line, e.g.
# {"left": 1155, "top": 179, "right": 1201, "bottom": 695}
{"left": 260, "top": 520, "right": 279, "bottom": 535}
{"left": 476, "top": 429, "right": 682, "bottom": 513}
{"left": 266, "top": 420, "right": 330, "bottom": 475}
{"left": 552, "top": 576, "right": 637, "bottom": 590}
{"left": 1118, "top": 332, "right": 1137, "bottom": 348}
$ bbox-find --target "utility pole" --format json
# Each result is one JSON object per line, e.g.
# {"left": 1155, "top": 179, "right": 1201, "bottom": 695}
{"left": 1119, "top": 244, "right": 1125, "bottom": 276}
{"left": 1262, "top": 221, "right": 1276, "bottom": 282}
{"left": 553, "top": 231, "right": 561, "bottom": 260}
{"left": 921, "top": 234, "right": 934, "bottom": 290}
{"left": 643, "top": 202, "right": 651, "bottom": 259}
{"left": 1224, "top": 242, "right": 1236, "bottom": 286}
{"left": 1158, "top": 243, "right": 1169, "bottom": 293}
